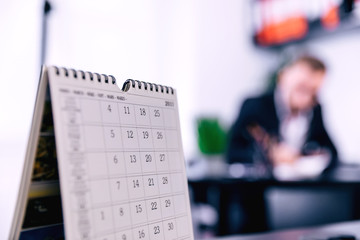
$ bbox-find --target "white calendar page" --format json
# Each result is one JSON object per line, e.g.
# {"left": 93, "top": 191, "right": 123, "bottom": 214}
{"left": 47, "top": 66, "right": 193, "bottom": 240}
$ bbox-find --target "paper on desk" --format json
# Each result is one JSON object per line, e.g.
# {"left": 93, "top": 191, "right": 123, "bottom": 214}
{"left": 273, "top": 153, "right": 330, "bottom": 181}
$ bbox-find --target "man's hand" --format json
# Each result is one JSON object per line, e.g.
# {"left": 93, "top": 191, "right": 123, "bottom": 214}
{"left": 269, "top": 143, "right": 299, "bottom": 166}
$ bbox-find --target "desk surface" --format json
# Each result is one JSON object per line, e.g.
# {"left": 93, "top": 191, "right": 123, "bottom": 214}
{"left": 188, "top": 164, "right": 360, "bottom": 184}
{"left": 210, "top": 221, "right": 360, "bottom": 240}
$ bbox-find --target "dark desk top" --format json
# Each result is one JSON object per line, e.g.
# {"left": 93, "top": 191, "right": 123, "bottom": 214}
{"left": 189, "top": 165, "right": 360, "bottom": 186}
{"left": 210, "top": 220, "right": 360, "bottom": 240}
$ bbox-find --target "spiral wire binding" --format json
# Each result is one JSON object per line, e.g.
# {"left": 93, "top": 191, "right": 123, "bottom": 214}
{"left": 54, "top": 66, "right": 116, "bottom": 85}
{"left": 122, "top": 79, "right": 174, "bottom": 95}
{"left": 52, "top": 67, "right": 172, "bottom": 94}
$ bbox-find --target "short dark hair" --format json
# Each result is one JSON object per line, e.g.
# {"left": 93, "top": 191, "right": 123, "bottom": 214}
{"left": 293, "top": 55, "right": 326, "bottom": 72}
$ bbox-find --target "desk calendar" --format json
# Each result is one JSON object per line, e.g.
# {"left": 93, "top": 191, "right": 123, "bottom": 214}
{"left": 10, "top": 66, "right": 194, "bottom": 240}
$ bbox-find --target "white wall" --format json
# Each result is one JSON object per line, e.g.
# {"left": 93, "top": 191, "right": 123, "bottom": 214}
{"left": 191, "top": 0, "right": 277, "bottom": 126}
{"left": 306, "top": 30, "right": 360, "bottom": 163}
{"left": 0, "top": 0, "right": 42, "bottom": 238}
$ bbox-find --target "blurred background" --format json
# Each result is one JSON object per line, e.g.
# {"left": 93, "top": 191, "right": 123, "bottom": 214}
{"left": 2, "top": 0, "right": 360, "bottom": 239}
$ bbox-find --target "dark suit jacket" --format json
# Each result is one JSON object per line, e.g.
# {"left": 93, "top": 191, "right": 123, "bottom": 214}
{"left": 227, "top": 92, "right": 338, "bottom": 169}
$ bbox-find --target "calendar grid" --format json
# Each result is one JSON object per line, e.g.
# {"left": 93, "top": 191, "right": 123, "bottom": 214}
{"left": 147, "top": 107, "right": 165, "bottom": 235}
{"left": 84, "top": 166, "right": 185, "bottom": 180}
{"left": 55, "top": 82, "right": 192, "bottom": 240}
{"left": 99, "top": 99, "right": 119, "bottom": 240}
{"left": 62, "top": 96, "right": 92, "bottom": 239}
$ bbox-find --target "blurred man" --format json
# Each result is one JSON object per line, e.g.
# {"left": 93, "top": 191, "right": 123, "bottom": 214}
{"left": 227, "top": 55, "right": 337, "bottom": 175}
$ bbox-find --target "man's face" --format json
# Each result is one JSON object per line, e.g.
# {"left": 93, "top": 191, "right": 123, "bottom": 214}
{"left": 278, "top": 61, "right": 325, "bottom": 112}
